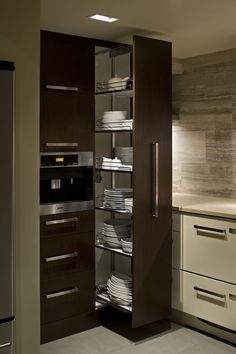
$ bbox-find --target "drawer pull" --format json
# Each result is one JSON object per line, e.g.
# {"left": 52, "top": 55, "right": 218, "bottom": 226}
{"left": 45, "top": 217, "right": 78, "bottom": 226}
{"left": 229, "top": 228, "right": 236, "bottom": 235}
{"left": 43, "top": 251, "right": 78, "bottom": 263}
{"left": 44, "top": 287, "right": 79, "bottom": 299}
{"left": 229, "top": 293, "right": 236, "bottom": 301}
{"left": 0, "top": 343, "right": 11, "bottom": 349}
{"left": 194, "top": 225, "right": 226, "bottom": 237}
{"left": 44, "top": 142, "right": 79, "bottom": 148}
{"left": 194, "top": 286, "right": 226, "bottom": 300}
{"left": 46, "top": 85, "right": 78, "bottom": 92}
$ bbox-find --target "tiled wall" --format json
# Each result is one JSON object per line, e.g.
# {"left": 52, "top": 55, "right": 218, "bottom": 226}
{"left": 172, "top": 48, "right": 236, "bottom": 198}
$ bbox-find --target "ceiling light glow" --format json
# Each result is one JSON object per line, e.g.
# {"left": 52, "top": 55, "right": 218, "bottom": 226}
{"left": 89, "top": 14, "right": 118, "bottom": 23}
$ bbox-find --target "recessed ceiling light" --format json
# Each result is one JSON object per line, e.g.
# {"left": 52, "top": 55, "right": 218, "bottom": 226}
{"left": 89, "top": 14, "right": 118, "bottom": 23}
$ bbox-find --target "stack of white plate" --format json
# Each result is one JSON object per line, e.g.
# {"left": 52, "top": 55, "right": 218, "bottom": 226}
{"left": 104, "top": 188, "right": 133, "bottom": 210}
{"left": 124, "top": 198, "right": 133, "bottom": 213}
{"left": 115, "top": 147, "right": 133, "bottom": 165}
{"left": 102, "top": 111, "right": 127, "bottom": 122}
{"left": 107, "top": 273, "right": 132, "bottom": 306}
{"left": 102, "top": 219, "right": 131, "bottom": 248}
{"left": 96, "top": 111, "right": 133, "bottom": 131}
{"left": 121, "top": 237, "right": 133, "bottom": 253}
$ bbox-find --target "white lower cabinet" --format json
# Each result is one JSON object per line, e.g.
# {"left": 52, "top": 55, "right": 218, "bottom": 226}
{"left": 182, "top": 214, "right": 236, "bottom": 284}
{"left": 172, "top": 269, "right": 236, "bottom": 331}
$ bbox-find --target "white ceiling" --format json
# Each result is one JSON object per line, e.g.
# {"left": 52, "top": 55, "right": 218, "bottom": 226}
{"left": 41, "top": 0, "right": 236, "bottom": 58}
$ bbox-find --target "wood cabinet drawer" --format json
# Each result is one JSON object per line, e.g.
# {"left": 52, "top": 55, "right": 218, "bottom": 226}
{"left": 40, "top": 211, "right": 94, "bottom": 238}
{"left": 172, "top": 270, "right": 236, "bottom": 331}
{"left": 41, "top": 232, "right": 94, "bottom": 278}
{"left": 182, "top": 214, "right": 236, "bottom": 284}
{"left": 41, "top": 272, "right": 95, "bottom": 324}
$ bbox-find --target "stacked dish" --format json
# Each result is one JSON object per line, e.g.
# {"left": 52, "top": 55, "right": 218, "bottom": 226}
{"left": 121, "top": 238, "right": 133, "bottom": 253}
{"left": 102, "top": 219, "right": 131, "bottom": 248}
{"left": 96, "top": 111, "right": 133, "bottom": 131}
{"left": 124, "top": 198, "right": 133, "bottom": 213}
{"left": 104, "top": 188, "right": 133, "bottom": 210}
{"left": 115, "top": 147, "right": 133, "bottom": 165}
{"left": 107, "top": 273, "right": 132, "bottom": 306}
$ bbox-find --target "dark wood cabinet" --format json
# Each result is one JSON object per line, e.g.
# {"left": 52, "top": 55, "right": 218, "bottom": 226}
{"left": 132, "top": 36, "right": 172, "bottom": 327}
{"left": 40, "top": 31, "right": 95, "bottom": 152}
{"left": 95, "top": 36, "right": 172, "bottom": 328}
{"left": 40, "top": 211, "right": 96, "bottom": 343}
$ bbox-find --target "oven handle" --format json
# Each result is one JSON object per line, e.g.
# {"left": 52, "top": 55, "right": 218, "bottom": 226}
{"left": 45, "top": 217, "right": 78, "bottom": 226}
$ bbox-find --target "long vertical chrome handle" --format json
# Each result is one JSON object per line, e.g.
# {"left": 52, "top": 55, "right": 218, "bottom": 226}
{"left": 152, "top": 143, "right": 158, "bottom": 218}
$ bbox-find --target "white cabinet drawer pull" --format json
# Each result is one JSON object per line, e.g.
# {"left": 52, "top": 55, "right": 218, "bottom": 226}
{"left": 45, "top": 217, "right": 78, "bottom": 226}
{"left": 229, "top": 293, "right": 236, "bottom": 301}
{"left": 0, "top": 343, "right": 11, "bottom": 349}
{"left": 44, "top": 287, "right": 79, "bottom": 299}
{"left": 43, "top": 251, "right": 78, "bottom": 263}
{"left": 229, "top": 228, "right": 236, "bottom": 235}
{"left": 194, "top": 225, "right": 226, "bottom": 238}
{"left": 46, "top": 85, "right": 78, "bottom": 92}
{"left": 194, "top": 286, "right": 226, "bottom": 301}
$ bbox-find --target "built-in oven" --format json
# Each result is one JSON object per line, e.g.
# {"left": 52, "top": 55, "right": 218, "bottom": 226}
{"left": 40, "top": 152, "right": 93, "bottom": 215}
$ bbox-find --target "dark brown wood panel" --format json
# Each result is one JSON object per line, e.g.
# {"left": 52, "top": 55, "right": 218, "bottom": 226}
{"left": 41, "top": 232, "right": 94, "bottom": 278}
{"left": 40, "top": 30, "right": 95, "bottom": 152}
{"left": 41, "top": 310, "right": 100, "bottom": 344}
{"left": 132, "top": 36, "right": 172, "bottom": 327}
{"left": 41, "top": 31, "right": 94, "bottom": 88}
{"left": 40, "top": 210, "right": 95, "bottom": 238}
{"left": 41, "top": 271, "right": 95, "bottom": 325}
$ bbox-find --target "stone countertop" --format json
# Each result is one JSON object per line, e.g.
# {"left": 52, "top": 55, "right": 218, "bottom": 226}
{"left": 173, "top": 193, "right": 236, "bottom": 220}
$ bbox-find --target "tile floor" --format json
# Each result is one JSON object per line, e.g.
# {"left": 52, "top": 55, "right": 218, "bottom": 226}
{"left": 41, "top": 323, "right": 235, "bottom": 354}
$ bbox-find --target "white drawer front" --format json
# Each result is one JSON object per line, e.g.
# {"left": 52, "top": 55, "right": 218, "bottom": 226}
{"left": 172, "top": 270, "right": 236, "bottom": 331}
{"left": 182, "top": 214, "right": 236, "bottom": 284}
{"left": 181, "top": 271, "right": 236, "bottom": 331}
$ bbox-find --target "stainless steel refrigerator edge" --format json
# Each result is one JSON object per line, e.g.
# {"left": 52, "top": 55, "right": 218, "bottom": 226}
{"left": 0, "top": 61, "right": 15, "bottom": 354}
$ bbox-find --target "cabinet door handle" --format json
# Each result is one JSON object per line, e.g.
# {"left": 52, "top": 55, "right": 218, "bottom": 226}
{"left": 43, "top": 251, "right": 78, "bottom": 263}
{"left": 46, "top": 85, "right": 78, "bottom": 92}
{"left": 194, "top": 286, "right": 226, "bottom": 301}
{"left": 152, "top": 143, "right": 159, "bottom": 218}
{"left": 229, "top": 228, "right": 236, "bottom": 235}
{"left": 44, "top": 287, "right": 79, "bottom": 300}
{"left": 0, "top": 343, "right": 11, "bottom": 349}
{"left": 194, "top": 225, "right": 226, "bottom": 238}
{"left": 44, "top": 142, "right": 78, "bottom": 148}
{"left": 45, "top": 217, "right": 78, "bottom": 226}
{"left": 229, "top": 293, "right": 236, "bottom": 301}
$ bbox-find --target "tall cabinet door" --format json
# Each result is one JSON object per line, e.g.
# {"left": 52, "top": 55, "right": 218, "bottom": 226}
{"left": 132, "top": 36, "right": 172, "bottom": 327}
{"left": 40, "top": 31, "right": 95, "bottom": 152}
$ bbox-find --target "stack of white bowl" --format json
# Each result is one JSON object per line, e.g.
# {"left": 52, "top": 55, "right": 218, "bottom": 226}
{"left": 107, "top": 272, "right": 132, "bottom": 306}
{"left": 124, "top": 198, "right": 133, "bottom": 213}
{"left": 121, "top": 237, "right": 133, "bottom": 253}
{"left": 115, "top": 147, "right": 133, "bottom": 165}
{"left": 102, "top": 219, "right": 131, "bottom": 248}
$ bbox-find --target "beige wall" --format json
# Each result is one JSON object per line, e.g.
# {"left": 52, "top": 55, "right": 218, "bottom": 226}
{"left": 0, "top": 1, "right": 40, "bottom": 354}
